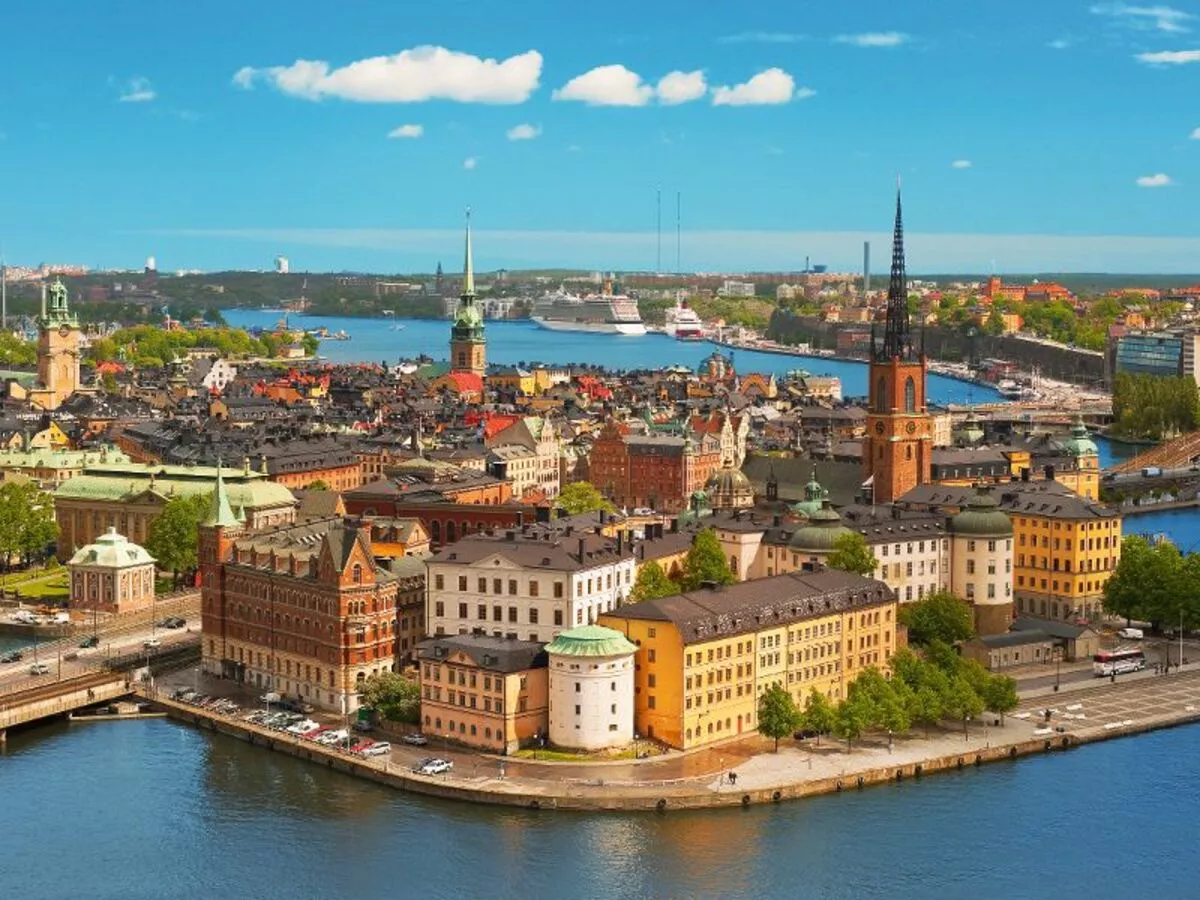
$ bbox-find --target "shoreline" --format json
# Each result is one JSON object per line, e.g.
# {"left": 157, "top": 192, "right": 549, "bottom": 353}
{"left": 137, "top": 670, "right": 1200, "bottom": 813}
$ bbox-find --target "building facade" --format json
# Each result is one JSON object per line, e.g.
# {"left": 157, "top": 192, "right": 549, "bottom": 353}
{"left": 30, "top": 279, "right": 83, "bottom": 411}
{"left": 67, "top": 527, "right": 157, "bottom": 615}
{"left": 545, "top": 624, "right": 637, "bottom": 751}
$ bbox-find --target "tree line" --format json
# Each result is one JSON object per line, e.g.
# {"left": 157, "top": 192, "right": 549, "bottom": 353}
{"left": 1111, "top": 372, "right": 1200, "bottom": 441}
{"left": 1103, "top": 534, "right": 1200, "bottom": 631}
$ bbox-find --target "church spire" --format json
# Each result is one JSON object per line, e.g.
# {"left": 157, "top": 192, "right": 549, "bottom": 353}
{"left": 462, "top": 208, "right": 475, "bottom": 297}
{"left": 203, "top": 458, "right": 240, "bottom": 529}
{"left": 877, "top": 178, "right": 911, "bottom": 361}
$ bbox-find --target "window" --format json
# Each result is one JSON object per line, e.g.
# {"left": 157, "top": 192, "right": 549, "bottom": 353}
{"left": 352, "top": 564, "right": 362, "bottom": 584}
{"left": 529, "top": 608, "right": 539, "bottom": 625}
{"left": 435, "top": 602, "right": 444, "bottom": 617}
{"left": 648, "top": 696, "right": 656, "bottom": 710}
{"left": 494, "top": 578, "right": 503, "bottom": 595}
{"left": 458, "top": 576, "right": 467, "bottom": 591}
{"left": 529, "top": 580, "right": 539, "bottom": 597}
{"left": 554, "top": 610, "right": 563, "bottom": 626}
{"left": 554, "top": 582, "right": 564, "bottom": 599}
{"left": 478, "top": 604, "right": 486, "bottom": 620}
{"left": 966, "top": 559, "right": 975, "bottom": 575}
{"left": 435, "top": 574, "right": 444, "bottom": 590}
{"left": 648, "top": 649, "right": 656, "bottom": 663}
{"left": 508, "top": 607, "right": 517, "bottom": 623}
{"left": 458, "top": 602, "right": 468, "bottom": 618}
{"left": 478, "top": 577, "right": 487, "bottom": 593}
{"left": 904, "top": 376, "right": 915, "bottom": 413}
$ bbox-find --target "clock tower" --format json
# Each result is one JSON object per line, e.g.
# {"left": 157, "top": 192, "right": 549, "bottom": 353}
{"left": 863, "top": 184, "right": 932, "bottom": 504}
{"left": 449, "top": 209, "right": 486, "bottom": 376}
{"left": 31, "top": 278, "right": 81, "bottom": 411}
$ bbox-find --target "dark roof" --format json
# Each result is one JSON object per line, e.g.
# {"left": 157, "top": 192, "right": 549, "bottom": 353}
{"left": 978, "top": 631, "right": 1053, "bottom": 648}
{"left": 742, "top": 454, "right": 864, "bottom": 506}
{"left": 900, "top": 480, "right": 1118, "bottom": 521}
{"left": 1011, "top": 617, "right": 1093, "bottom": 640}
{"left": 608, "top": 569, "right": 892, "bottom": 645}
{"left": 417, "top": 635, "right": 547, "bottom": 673}
{"left": 430, "top": 530, "right": 632, "bottom": 571}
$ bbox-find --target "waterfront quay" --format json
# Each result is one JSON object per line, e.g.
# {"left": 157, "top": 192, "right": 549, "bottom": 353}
{"left": 141, "top": 667, "right": 1200, "bottom": 813}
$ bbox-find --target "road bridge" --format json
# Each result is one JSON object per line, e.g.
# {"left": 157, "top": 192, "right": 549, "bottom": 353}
{"left": 0, "top": 670, "right": 131, "bottom": 743}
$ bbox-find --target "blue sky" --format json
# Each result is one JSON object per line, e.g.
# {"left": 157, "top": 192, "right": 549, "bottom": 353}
{"left": 3, "top": 0, "right": 1200, "bottom": 273}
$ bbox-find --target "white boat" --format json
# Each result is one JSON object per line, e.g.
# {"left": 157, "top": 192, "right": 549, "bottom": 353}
{"left": 664, "top": 296, "right": 705, "bottom": 340}
{"left": 530, "top": 280, "right": 646, "bottom": 336}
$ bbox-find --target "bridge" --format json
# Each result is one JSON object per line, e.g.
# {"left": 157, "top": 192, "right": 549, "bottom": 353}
{"left": 1106, "top": 430, "right": 1200, "bottom": 475}
{"left": 0, "top": 670, "right": 132, "bottom": 743}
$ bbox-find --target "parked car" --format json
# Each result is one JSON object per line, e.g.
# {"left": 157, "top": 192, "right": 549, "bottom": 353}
{"left": 362, "top": 742, "right": 392, "bottom": 757}
{"left": 1118, "top": 627, "right": 1144, "bottom": 640}
{"left": 349, "top": 739, "right": 376, "bottom": 754}
{"left": 316, "top": 729, "right": 349, "bottom": 746}
{"left": 416, "top": 758, "right": 453, "bottom": 775}
{"left": 401, "top": 733, "right": 429, "bottom": 746}
{"left": 78, "top": 635, "right": 100, "bottom": 649}
{"left": 286, "top": 719, "right": 320, "bottom": 735}
{"left": 0, "top": 650, "right": 23, "bottom": 663}
{"left": 143, "top": 638, "right": 161, "bottom": 649}
{"left": 28, "top": 663, "right": 50, "bottom": 676}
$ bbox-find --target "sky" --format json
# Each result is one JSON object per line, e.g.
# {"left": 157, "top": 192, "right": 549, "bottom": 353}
{"left": 3, "top": 0, "right": 1200, "bottom": 274}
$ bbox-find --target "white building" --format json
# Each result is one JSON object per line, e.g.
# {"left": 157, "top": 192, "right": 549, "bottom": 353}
{"left": 545, "top": 624, "right": 636, "bottom": 750}
{"left": 67, "top": 527, "right": 157, "bottom": 615}
{"left": 426, "top": 530, "right": 636, "bottom": 644}
{"left": 275, "top": 255, "right": 290, "bottom": 275}
{"left": 949, "top": 486, "right": 1015, "bottom": 635}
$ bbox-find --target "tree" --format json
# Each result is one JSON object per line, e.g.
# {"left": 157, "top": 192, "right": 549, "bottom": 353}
{"left": 898, "top": 590, "right": 976, "bottom": 647}
{"left": 556, "top": 481, "right": 615, "bottom": 516}
{"left": 982, "top": 309, "right": 1005, "bottom": 336}
{"left": 832, "top": 694, "right": 869, "bottom": 751}
{"left": 630, "top": 560, "right": 679, "bottom": 601}
{"left": 1103, "top": 535, "right": 1178, "bottom": 625}
{"left": 826, "top": 532, "right": 877, "bottom": 577}
{"left": 979, "top": 674, "right": 1019, "bottom": 725}
{"left": 800, "top": 688, "right": 836, "bottom": 745}
{"left": 680, "top": 528, "right": 735, "bottom": 591}
{"left": 357, "top": 672, "right": 420, "bottom": 723}
{"left": 0, "top": 482, "right": 59, "bottom": 569}
{"left": 144, "top": 493, "right": 211, "bottom": 583}
{"left": 945, "top": 675, "right": 985, "bottom": 739}
{"left": 306, "top": 479, "right": 330, "bottom": 491}
{"left": 757, "top": 684, "right": 801, "bottom": 752}
{"left": 301, "top": 333, "right": 320, "bottom": 357}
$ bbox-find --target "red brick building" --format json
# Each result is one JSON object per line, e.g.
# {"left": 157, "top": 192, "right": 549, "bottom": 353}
{"left": 200, "top": 470, "right": 413, "bottom": 713}
{"left": 588, "top": 421, "right": 722, "bottom": 513}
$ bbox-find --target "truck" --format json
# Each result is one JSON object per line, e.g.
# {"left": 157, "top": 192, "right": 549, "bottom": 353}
{"left": 1142, "top": 466, "right": 1162, "bottom": 478}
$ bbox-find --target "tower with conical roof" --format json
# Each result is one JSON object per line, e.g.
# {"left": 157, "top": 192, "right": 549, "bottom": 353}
{"left": 199, "top": 461, "right": 245, "bottom": 679}
{"left": 449, "top": 209, "right": 487, "bottom": 375}
{"left": 863, "top": 182, "right": 932, "bottom": 503}
{"left": 31, "top": 278, "right": 82, "bottom": 411}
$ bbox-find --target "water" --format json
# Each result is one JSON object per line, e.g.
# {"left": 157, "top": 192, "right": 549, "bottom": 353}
{"left": 1094, "top": 435, "right": 1141, "bottom": 470}
{"left": 2, "top": 716, "right": 1197, "bottom": 900}
{"left": 223, "top": 309, "right": 1001, "bottom": 405}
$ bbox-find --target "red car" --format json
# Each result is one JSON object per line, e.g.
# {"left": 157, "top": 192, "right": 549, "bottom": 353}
{"left": 350, "top": 739, "right": 376, "bottom": 754}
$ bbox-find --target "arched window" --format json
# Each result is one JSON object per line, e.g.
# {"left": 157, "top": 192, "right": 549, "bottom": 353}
{"left": 876, "top": 376, "right": 887, "bottom": 412}
{"left": 904, "top": 376, "right": 916, "bottom": 413}
{"left": 431, "top": 520, "right": 441, "bottom": 542}
{"left": 446, "top": 521, "right": 457, "bottom": 543}
{"left": 905, "top": 445, "right": 913, "bottom": 460}
{"left": 352, "top": 564, "right": 362, "bottom": 585}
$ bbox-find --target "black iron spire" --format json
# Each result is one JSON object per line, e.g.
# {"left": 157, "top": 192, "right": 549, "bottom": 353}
{"left": 877, "top": 180, "right": 911, "bottom": 360}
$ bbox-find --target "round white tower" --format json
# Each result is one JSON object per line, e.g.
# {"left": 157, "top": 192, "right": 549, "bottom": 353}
{"left": 546, "top": 624, "right": 637, "bottom": 751}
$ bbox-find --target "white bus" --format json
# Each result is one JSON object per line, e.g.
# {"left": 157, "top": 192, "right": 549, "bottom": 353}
{"left": 1093, "top": 648, "right": 1146, "bottom": 677}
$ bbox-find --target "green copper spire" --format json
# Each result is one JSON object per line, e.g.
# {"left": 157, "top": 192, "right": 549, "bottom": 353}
{"left": 203, "top": 459, "right": 241, "bottom": 528}
{"left": 462, "top": 207, "right": 475, "bottom": 297}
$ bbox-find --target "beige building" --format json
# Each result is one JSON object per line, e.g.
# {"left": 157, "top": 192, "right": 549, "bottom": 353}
{"left": 67, "top": 527, "right": 157, "bottom": 615}
{"left": 29, "top": 279, "right": 84, "bottom": 411}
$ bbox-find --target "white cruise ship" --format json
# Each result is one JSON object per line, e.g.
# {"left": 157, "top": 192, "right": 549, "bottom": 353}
{"left": 531, "top": 279, "right": 646, "bottom": 335}
{"left": 664, "top": 296, "right": 705, "bottom": 340}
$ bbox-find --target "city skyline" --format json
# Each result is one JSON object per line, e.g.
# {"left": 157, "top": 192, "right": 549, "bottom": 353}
{"left": 2, "top": 1, "right": 1200, "bottom": 271}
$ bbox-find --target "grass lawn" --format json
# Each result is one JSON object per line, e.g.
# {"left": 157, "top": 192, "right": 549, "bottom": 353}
{"left": 15, "top": 571, "right": 69, "bottom": 602}
{"left": 510, "top": 747, "right": 639, "bottom": 762}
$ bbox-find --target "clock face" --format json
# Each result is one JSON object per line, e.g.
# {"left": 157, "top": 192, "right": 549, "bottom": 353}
{"left": 906, "top": 421, "right": 917, "bottom": 434}
{"left": 874, "top": 421, "right": 885, "bottom": 435}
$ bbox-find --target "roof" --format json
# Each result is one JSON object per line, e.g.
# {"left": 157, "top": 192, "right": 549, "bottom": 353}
{"left": 978, "top": 631, "right": 1053, "bottom": 649}
{"left": 949, "top": 486, "right": 1014, "bottom": 537}
{"left": 67, "top": 527, "right": 155, "bottom": 568}
{"left": 55, "top": 464, "right": 297, "bottom": 511}
{"left": 545, "top": 624, "right": 637, "bottom": 658}
{"left": 417, "top": 634, "right": 547, "bottom": 673}
{"left": 900, "top": 480, "right": 1118, "bottom": 521}
{"left": 430, "top": 530, "right": 632, "bottom": 572}
{"left": 607, "top": 569, "right": 892, "bottom": 645}
{"left": 1011, "top": 617, "right": 1092, "bottom": 640}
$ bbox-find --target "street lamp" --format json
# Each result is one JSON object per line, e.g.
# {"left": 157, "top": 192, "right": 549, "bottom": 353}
{"left": 1053, "top": 646, "right": 1061, "bottom": 693}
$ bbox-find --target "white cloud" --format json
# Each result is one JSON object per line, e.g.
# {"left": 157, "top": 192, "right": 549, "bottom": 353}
{"left": 1136, "top": 172, "right": 1172, "bottom": 187}
{"left": 506, "top": 123, "right": 541, "bottom": 140}
{"left": 1090, "top": 3, "right": 1191, "bottom": 33}
{"left": 718, "top": 32, "right": 806, "bottom": 44}
{"left": 834, "top": 32, "right": 910, "bottom": 47}
{"left": 552, "top": 64, "right": 654, "bottom": 106}
{"left": 1136, "top": 48, "right": 1200, "bottom": 63}
{"left": 951, "top": 159, "right": 972, "bottom": 169}
{"left": 387, "top": 124, "right": 423, "bottom": 139}
{"left": 1190, "top": 126, "right": 1200, "bottom": 139}
{"left": 463, "top": 156, "right": 478, "bottom": 170}
{"left": 712, "top": 69, "right": 799, "bottom": 106}
{"left": 118, "top": 76, "right": 156, "bottom": 103}
{"left": 232, "top": 46, "right": 542, "bottom": 104}
{"left": 656, "top": 70, "right": 707, "bottom": 105}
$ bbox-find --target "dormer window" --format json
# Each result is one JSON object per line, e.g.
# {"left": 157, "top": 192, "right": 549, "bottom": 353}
{"left": 352, "top": 563, "right": 363, "bottom": 585}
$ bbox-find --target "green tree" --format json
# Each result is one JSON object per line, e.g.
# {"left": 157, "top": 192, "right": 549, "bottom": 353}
{"left": 0, "top": 482, "right": 59, "bottom": 568}
{"left": 825, "top": 532, "right": 878, "bottom": 577}
{"left": 556, "top": 481, "right": 615, "bottom": 516}
{"left": 0, "top": 333, "right": 36, "bottom": 366}
{"left": 832, "top": 694, "right": 869, "bottom": 751}
{"left": 982, "top": 308, "right": 1005, "bottom": 336}
{"left": 1103, "top": 534, "right": 1178, "bottom": 625}
{"left": 306, "top": 479, "right": 330, "bottom": 491}
{"left": 630, "top": 560, "right": 679, "bottom": 601}
{"left": 945, "top": 675, "right": 985, "bottom": 739}
{"left": 301, "top": 333, "right": 320, "bottom": 357}
{"left": 357, "top": 672, "right": 420, "bottom": 723}
{"left": 144, "top": 493, "right": 211, "bottom": 583}
{"left": 680, "top": 528, "right": 735, "bottom": 591}
{"left": 979, "top": 674, "right": 1020, "bottom": 725}
{"left": 799, "top": 688, "right": 837, "bottom": 745}
{"left": 898, "top": 590, "right": 976, "bottom": 647}
{"left": 757, "top": 684, "right": 801, "bottom": 751}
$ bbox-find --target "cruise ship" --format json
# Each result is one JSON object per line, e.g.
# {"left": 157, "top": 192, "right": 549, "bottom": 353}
{"left": 664, "top": 296, "right": 705, "bottom": 340}
{"left": 530, "top": 279, "right": 646, "bottom": 335}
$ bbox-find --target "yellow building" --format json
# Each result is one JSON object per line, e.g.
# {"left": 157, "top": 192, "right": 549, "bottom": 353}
{"left": 29, "top": 279, "right": 84, "bottom": 411}
{"left": 599, "top": 569, "right": 899, "bottom": 751}
{"left": 901, "top": 479, "right": 1120, "bottom": 623}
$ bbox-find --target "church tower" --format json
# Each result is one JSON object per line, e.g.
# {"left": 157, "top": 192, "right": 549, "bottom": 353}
{"left": 449, "top": 210, "right": 486, "bottom": 375}
{"left": 199, "top": 463, "right": 245, "bottom": 679}
{"left": 863, "top": 184, "right": 932, "bottom": 503}
{"left": 32, "top": 278, "right": 81, "bottom": 411}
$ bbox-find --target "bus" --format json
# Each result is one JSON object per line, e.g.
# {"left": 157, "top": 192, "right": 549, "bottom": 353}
{"left": 1093, "top": 648, "right": 1146, "bottom": 677}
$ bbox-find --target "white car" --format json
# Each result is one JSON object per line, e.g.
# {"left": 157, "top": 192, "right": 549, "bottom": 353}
{"left": 317, "top": 729, "right": 349, "bottom": 746}
{"left": 362, "top": 742, "right": 391, "bottom": 757}
{"left": 286, "top": 719, "right": 320, "bottom": 735}
{"left": 416, "top": 758, "right": 453, "bottom": 775}
{"left": 143, "top": 638, "right": 161, "bottom": 649}
{"left": 28, "top": 663, "right": 50, "bottom": 676}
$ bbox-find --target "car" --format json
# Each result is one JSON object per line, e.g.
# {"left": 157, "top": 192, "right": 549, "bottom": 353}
{"left": 143, "top": 638, "right": 161, "bottom": 649}
{"left": 317, "top": 729, "right": 349, "bottom": 746}
{"left": 28, "top": 663, "right": 50, "bottom": 676}
{"left": 0, "top": 650, "right": 23, "bottom": 663}
{"left": 286, "top": 719, "right": 320, "bottom": 735}
{"left": 162, "top": 617, "right": 187, "bottom": 629}
{"left": 1118, "top": 627, "right": 1145, "bottom": 640}
{"left": 349, "top": 739, "right": 375, "bottom": 754}
{"left": 78, "top": 635, "right": 100, "bottom": 649}
{"left": 362, "top": 742, "right": 392, "bottom": 757}
{"left": 415, "top": 758, "right": 453, "bottom": 775}
{"left": 401, "top": 733, "right": 429, "bottom": 746}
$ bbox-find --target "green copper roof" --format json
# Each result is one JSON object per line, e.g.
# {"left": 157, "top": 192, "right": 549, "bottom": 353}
{"left": 203, "top": 463, "right": 242, "bottom": 528}
{"left": 545, "top": 624, "right": 637, "bottom": 658}
{"left": 950, "top": 486, "right": 1013, "bottom": 537}
{"left": 790, "top": 466, "right": 829, "bottom": 518}
{"left": 1061, "top": 417, "right": 1098, "bottom": 457}
{"left": 789, "top": 501, "right": 852, "bottom": 551}
{"left": 55, "top": 464, "right": 295, "bottom": 511}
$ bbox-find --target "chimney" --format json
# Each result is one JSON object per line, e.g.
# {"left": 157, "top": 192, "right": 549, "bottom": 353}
{"left": 1044, "top": 464, "right": 1055, "bottom": 482}
{"left": 773, "top": 514, "right": 782, "bottom": 527}
{"left": 617, "top": 531, "right": 624, "bottom": 554}
{"left": 599, "top": 509, "right": 607, "bottom": 525}
{"left": 1021, "top": 467, "right": 1031, "bottom": 483}
{"left": 577, "top": 537, "right": 586, "bottom": 562}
